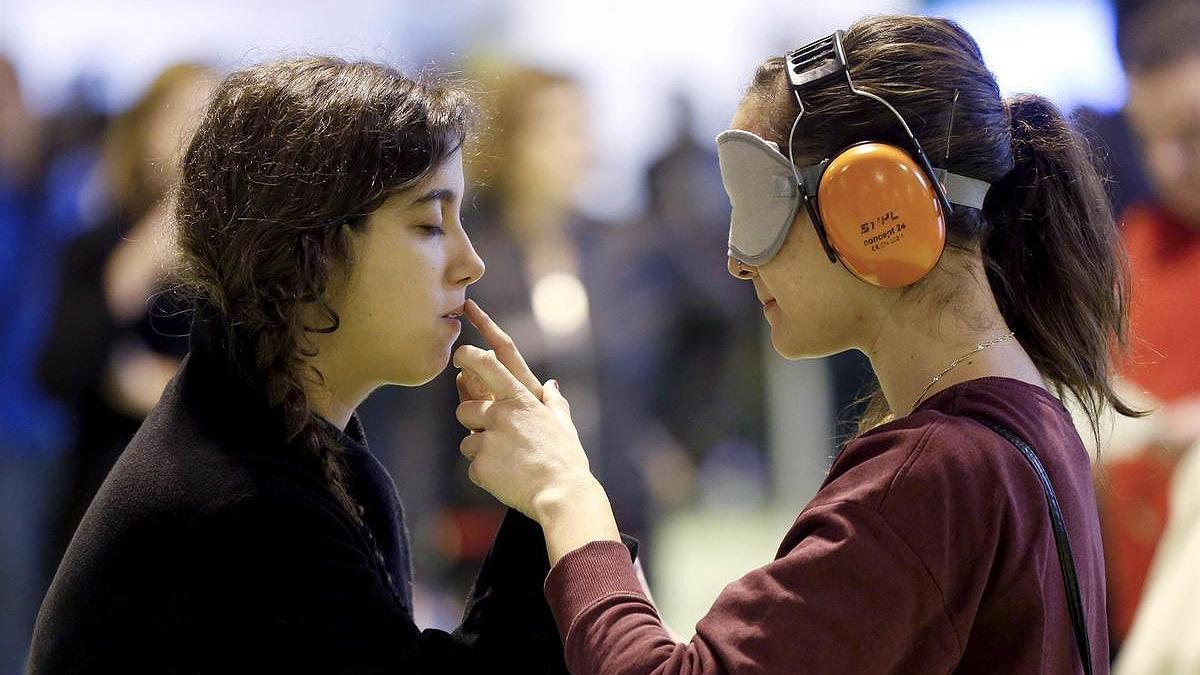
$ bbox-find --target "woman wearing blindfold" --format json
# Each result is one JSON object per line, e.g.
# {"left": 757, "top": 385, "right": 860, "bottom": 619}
{"left": 454, "top": 14, "right": 1131, "bottom": 675}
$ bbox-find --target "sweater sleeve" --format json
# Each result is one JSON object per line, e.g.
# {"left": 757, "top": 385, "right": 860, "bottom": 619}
{"left": 544, "top": 500, "right": 963, "bottom": 675}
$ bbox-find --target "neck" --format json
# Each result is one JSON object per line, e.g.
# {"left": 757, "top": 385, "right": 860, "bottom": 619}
{"left": 303, "top": 353, "right": 374, "bottom": 432}
{"left": 864, "top": 260, "right": 1045, "bottom": 416}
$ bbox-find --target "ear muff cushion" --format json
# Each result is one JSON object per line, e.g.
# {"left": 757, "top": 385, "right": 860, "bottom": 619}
{"left": 816, "top": 143, "right": 946, "bottom": 287}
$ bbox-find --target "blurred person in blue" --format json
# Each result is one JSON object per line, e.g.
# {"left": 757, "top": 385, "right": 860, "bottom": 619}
{"left": 1092, "top": 1, "right": 1200, "bottom": 671}
{"left": 29, "top": 57, "right": 622, "bottom": 673}
{"left": 0, "top": 54, "right": 75, "bottom": 675}
{"left": 452, "top": 15, "right": 1135, "bottom": 674}
{"left": 35, "top": 63, "right": 215, "bottom": 575}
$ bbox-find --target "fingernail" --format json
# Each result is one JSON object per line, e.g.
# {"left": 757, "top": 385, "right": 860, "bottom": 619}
{"left": 550, "top": 379, "right": 560, "bottom": 391}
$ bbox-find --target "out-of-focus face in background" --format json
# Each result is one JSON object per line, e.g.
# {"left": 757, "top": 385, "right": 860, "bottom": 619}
{"left": 143, "top": 74, "right": 215, "bottom": 195}
{"left": 1125, "top": 54, "right": 1200, "bottom": 228}
{"left": 508, "top": 81, "right": 592, "bottom": 213}
{"left": 102, "top": 63, "right": 216, "bottom": 219}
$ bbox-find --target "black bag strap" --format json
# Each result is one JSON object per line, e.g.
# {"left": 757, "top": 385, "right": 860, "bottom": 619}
{"left": 969, "top": 416, "right": 1094, "bottom": 675}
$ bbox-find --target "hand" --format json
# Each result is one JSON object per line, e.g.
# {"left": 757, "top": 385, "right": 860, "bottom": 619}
{"left": 454, "top": 301, "right": 620, "bottom": 562}
{"left": 456, "top": 299, "right": 542, "bottom": 403}
{"left": 453, "top": 344, "right": 592, "bottom": 520}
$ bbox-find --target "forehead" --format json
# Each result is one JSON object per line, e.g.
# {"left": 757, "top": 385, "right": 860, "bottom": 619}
{"left": 373, "top": 151, "right": 465, "bottom": 214}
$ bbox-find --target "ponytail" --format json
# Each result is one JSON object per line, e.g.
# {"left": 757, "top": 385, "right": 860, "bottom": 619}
{"left": 982, "top": 94, "right": 1143, "bottom": 441}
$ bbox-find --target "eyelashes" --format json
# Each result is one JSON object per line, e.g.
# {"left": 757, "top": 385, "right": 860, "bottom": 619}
{"left": 416, "top": 224, "right": 445, "bottom": 237}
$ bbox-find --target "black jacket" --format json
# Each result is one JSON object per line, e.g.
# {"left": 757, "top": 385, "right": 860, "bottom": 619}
{"left": 30, "top": 319, "right": 623, "bottom": 673}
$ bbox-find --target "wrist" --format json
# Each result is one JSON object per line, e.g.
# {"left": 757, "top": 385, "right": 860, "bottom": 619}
{"left": 531, "top": 473, "right": 600, "bottom": 524}
{"left": 533, "top": 476, "right": 621, "bottom": 565}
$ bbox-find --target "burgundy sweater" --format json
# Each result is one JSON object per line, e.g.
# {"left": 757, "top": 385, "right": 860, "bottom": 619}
{"left": 545, "top": 377, "right": 1108, "bottom": 674}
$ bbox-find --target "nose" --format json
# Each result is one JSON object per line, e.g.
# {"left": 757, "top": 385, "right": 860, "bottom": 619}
{"left": 453, "top": 232, "right": 486, "bottom": 287}
{"left": 727, "top": 256, "right": 757, "bottom": 280}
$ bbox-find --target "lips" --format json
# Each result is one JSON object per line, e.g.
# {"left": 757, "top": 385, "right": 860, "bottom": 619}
{"left": 441, "top": 303, "right": 465, "bottom": 319}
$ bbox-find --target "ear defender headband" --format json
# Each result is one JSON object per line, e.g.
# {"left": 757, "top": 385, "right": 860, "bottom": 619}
{"left": 718, "top": 30, "right": 992, "bottom": 287}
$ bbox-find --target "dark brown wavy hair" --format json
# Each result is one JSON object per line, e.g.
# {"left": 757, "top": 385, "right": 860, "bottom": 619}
{"left": 746, "top": 15, "right": 1141, "bottom": 441}
{"left": 173, "top": 57, "right": 473, "bottom": 519}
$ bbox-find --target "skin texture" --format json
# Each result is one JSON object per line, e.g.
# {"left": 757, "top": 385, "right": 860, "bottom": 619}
{"left": 304, "top": 152, "right": 486, "bottom": 429}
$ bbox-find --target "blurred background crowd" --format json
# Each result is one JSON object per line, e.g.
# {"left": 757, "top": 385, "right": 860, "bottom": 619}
{"left": 2, "top": 0, "right": 1199, "bottom": 672}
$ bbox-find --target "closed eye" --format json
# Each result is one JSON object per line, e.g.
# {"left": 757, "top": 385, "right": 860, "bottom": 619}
{"left": 417, "top": 224, "right": 445, "bottom": 236}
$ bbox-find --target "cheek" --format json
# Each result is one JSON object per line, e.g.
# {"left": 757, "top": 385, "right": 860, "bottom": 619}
{"left": 758, "top": 228, "right": 862, "bottom": 357}
{"left": 347, "top": 241, "right": 440, "bottom": 330}
{"left": 760, "top": 221, "right": 826, "bottom": 308}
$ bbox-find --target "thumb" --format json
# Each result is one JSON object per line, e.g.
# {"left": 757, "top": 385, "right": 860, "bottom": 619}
{"left": 541, "top": 379, "right": 571, "bottom": 419}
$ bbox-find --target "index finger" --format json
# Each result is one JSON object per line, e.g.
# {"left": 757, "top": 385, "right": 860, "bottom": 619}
{"left": 452, "top": 345, "right": 527, "bottom": 402}
{"left": 456, "top": 370, "right": 492, "bottom": 403}
{"left": 464, "top": 299, "right": 543, "bottom": 400}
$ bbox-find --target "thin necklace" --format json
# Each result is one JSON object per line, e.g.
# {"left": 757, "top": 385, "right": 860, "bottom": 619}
{"left": 909, "top": 331, "right": 1016, "bottom": 414}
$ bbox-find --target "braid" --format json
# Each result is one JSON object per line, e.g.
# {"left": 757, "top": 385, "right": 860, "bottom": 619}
{"left": 256, "top": 287, "right": 364, "bottom": 527}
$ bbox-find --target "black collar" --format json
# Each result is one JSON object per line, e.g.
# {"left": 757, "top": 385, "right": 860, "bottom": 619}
{"left": 180, "top": 306, "right": 367, "bottom": 459}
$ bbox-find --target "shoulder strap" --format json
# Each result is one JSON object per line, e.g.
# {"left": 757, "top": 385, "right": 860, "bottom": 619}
{"left": 969, "top": 416, "right": 1094, "bottom": 675}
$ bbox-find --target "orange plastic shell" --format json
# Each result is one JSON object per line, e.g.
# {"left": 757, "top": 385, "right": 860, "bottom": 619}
{"left": 816, "top": 143, "right": 946, "bottom": 287}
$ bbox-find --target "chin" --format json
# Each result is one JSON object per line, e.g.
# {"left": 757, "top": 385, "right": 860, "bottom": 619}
{"left": 416, "top": 352, "right": 453, "bottom": 386}
{"left": 770, "top": 327, "right": 844, "bottom": 361}
{"left": 389, "top": 349, "right": 452, "bottom": 387}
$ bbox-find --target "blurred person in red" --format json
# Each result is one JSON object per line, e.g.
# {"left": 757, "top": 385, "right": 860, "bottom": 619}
{"left": 36, "top": 63, "right": 215, "bottom": 568}
{"left": 1092, "top": 0, "right": 1200, "bottom": 668}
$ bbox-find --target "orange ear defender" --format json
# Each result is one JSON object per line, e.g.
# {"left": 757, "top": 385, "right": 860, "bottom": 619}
{"left": 780, "top": 31, "right": 989, "bottom": 288}
{"left": 797, "top": 141, "right": 947, "bottom": 287}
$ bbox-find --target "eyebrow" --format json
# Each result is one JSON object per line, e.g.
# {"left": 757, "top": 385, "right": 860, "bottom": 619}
{"left": 410, "top": 188, "right": 456, "bottom": 206}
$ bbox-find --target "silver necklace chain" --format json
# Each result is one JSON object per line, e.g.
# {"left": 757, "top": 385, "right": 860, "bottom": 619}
{"left": 909, "top": 331, "right": 1016, "bottom": 414}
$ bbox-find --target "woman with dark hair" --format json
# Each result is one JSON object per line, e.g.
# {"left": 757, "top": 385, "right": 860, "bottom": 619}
{"left": 29, "top": 57, "right": 588, "bottom": 673}
{"left": 453, "top": 15, "right": 1131, "bottom": 674}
